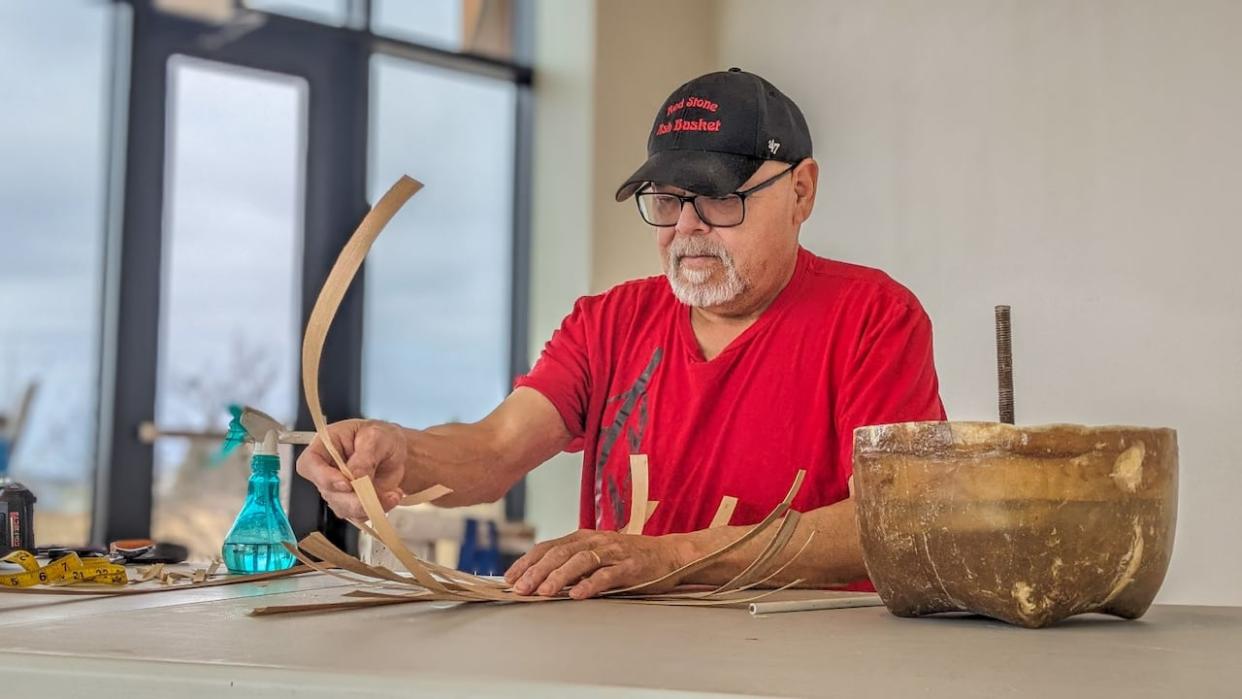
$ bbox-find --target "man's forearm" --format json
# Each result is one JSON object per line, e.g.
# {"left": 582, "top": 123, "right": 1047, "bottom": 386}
{"left": 665, "top": 498, "right": 868, "bottom": 588}
{"left": 398, "top": 423, "right": 513, "bottom": 506}
{"left": 395, "top": 389, "right": 574, "bottom": 507}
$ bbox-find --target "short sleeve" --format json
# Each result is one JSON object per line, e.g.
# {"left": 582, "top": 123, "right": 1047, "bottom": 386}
{"left": 514, "top": 297, "right": 594, "bottom": 450}
{"left": 835, "top": 296, "right": 947, "bottom": 480}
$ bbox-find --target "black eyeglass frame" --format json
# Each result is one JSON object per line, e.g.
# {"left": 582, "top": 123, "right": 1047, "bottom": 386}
{"left": 634, "top": 163, "right": 798, "bottom": 227}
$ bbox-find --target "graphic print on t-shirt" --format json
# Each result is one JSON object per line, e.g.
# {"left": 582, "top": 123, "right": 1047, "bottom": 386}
{"left": 594, "top": 346, "right": 662, "bottom": 529}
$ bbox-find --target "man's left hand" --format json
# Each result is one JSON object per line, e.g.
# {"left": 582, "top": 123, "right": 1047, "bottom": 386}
{"left": 504, "top": 529, "right": 687, "bottom": 599}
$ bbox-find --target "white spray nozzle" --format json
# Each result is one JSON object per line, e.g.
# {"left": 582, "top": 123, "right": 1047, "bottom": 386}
{"left": 255, "top": 430, "right": 279, "bottom": 457}
{"left": 240, "top": 406, "right": 285, "bottom": 442}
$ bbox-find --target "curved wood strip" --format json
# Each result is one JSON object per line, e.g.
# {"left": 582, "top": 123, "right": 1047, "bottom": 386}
{"left": 299, "top": 533, "right": 417, "bottom": 586}
{"left": 305, "top": 532, "right": 505, "bottom": 593}
{"left": 725, "top": 530, "right": 817, "bottom": 595}
{"left": 708, "top": 511, "right": 802, "bottom": 595}
{"left": 353, "top": 475, "right": 454, "bottom": 594}
{"left": 281, "top": 542, "right": 381, "bottom": 587}
{"left": 660, "top": 524, "right": 817, "bottom": 602}
{"left": 398, "top": 484, "right": 453, "bottom": 507}
{"left": 302, "top": 175, "right": 423, "bottom": 478}
{"left": 602, "top": 470, "right": 806, "bottom": 596}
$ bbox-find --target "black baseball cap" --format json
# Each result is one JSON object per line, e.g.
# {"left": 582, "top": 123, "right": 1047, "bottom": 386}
{"left": 615, "top": 68, "right": 813, "bottom": 202}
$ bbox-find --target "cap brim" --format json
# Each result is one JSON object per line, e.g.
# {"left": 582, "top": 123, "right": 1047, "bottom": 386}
{"left": 615, "top": 150, "right": 765, "bottom": 202}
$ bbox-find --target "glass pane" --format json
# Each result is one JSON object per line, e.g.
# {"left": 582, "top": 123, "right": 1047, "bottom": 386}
{"left": 363, "top": 55, "right": 515, "bottom": 429}
{"left": 373, "top": 0, "right": 461, "bottom": 48}
{"left": 0, "top": 1, "right": 118, "bottom": 547}
{"left": 244, "top": 0, "right": 348, "bottom": 26}
{"left": 372, "top": 0, "right": 514, "bottom": 59}
{"left": 153, "top": 56, "right": 306, "bottom": 560}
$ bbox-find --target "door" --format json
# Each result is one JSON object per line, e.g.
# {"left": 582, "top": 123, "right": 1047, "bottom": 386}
{"left": 97, "top": 2, "right": 367, "bottom": 551}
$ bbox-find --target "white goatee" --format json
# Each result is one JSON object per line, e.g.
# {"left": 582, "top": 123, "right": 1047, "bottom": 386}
{"left": 664, "top": 236, "right": 746, "bottom": 308}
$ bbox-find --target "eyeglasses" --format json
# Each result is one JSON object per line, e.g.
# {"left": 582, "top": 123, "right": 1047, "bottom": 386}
{"left": 635, "top": 164, "right": 796, "bottom": 228}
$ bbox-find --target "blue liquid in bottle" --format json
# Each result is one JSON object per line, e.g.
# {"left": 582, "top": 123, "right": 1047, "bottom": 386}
{"left": 222, "top": 432, "right": 296, "bottom": 573}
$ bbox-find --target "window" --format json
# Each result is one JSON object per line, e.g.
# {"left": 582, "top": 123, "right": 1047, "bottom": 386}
{"left": 372, "top": 0, "right": 517, "bottom": 59}
{"left": 0, "top": 1, "right": 121, "bottom": 547}
{"left": 151, "top": 56, "right": 307, "bottom": 558}
{"left": 362, "top": 55, "right": 517, "bottom": 429}
{"left": 371, "top": 0, "right": 462, "bottom": 49}
{"left": 243, "top": 0, "right": 350, "bottom": 27}
{"left": 1, "top": 0, "right": 531, "bottom": 549}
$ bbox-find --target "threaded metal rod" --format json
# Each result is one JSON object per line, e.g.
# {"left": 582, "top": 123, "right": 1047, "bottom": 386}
{"left": 995, "top": 305, "right": 1014, "bottom": 424}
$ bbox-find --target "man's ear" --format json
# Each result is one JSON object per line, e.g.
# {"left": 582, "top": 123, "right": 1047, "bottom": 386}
{"left": 791, "top": 158, "right": 819, "bottom": 224}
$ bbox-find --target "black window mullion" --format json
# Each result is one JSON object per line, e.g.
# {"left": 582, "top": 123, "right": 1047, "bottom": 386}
{"left": 94, "top": 3, "right": 166, "bottom": 545}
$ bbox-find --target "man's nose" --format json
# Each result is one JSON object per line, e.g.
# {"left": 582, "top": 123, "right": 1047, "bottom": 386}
{"left": 674, "top": 199, "right": 709, "bottom": 236}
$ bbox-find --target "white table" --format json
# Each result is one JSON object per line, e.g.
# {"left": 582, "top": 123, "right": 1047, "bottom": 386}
{"left": 1, "top": 573, "right": 1239, "bottom": 697}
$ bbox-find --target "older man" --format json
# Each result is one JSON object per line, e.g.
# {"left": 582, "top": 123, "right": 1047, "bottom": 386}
{"left": 297, "top": 68, "right": 945, "bottom": 598}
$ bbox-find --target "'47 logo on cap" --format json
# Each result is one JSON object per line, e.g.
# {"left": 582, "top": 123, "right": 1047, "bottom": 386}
{"left": 767, "top": 139, "right": 781, "bottom": 155}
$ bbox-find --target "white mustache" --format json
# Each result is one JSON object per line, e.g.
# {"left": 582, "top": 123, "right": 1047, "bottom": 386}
{"left": 667, "top": 237, "right": 731, "bottom": 267}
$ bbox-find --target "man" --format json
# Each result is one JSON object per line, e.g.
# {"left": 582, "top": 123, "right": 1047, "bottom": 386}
{"left": 297, "top": 68, "right": 945, "bottom": 598}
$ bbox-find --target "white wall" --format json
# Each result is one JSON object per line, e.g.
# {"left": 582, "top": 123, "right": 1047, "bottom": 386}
{"left": 718, "top": 0, "right": 1242, "bottom": 605}
{"left": 589, "top": 0, "right": 718, "bottom": 292}
{"left": 524, "top": 0, "right": 717, "bottom": 541}
{"left": 524, "top": 0, "right": 598, "bottom": 542}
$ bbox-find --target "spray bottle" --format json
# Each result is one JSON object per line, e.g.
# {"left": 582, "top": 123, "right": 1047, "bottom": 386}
{"left": 222, "top": 430, "right": 296, "bottom": 573}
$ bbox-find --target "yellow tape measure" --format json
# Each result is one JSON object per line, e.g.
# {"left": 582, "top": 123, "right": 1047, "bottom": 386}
{"left": 0, "top": 550, "right": 128, "bottom": 588}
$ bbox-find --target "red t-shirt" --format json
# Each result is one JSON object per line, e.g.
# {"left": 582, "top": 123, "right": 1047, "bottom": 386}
{"left": 515, "top": 247, "right": 945, "bottom": 585}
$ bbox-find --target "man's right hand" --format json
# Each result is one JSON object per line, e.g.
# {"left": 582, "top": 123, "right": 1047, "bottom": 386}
{"left": 295, "top": 419, "right": 408, "bottom": 520}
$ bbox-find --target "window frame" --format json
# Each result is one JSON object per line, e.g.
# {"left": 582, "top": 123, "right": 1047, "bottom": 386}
{"left": 94, "top": 0, "right": 533, "bottom": 549}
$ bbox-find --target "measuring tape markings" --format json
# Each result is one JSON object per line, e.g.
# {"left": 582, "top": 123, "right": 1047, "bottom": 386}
{"left": 0, "top": 550, "right": 128, "bottom": 588}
